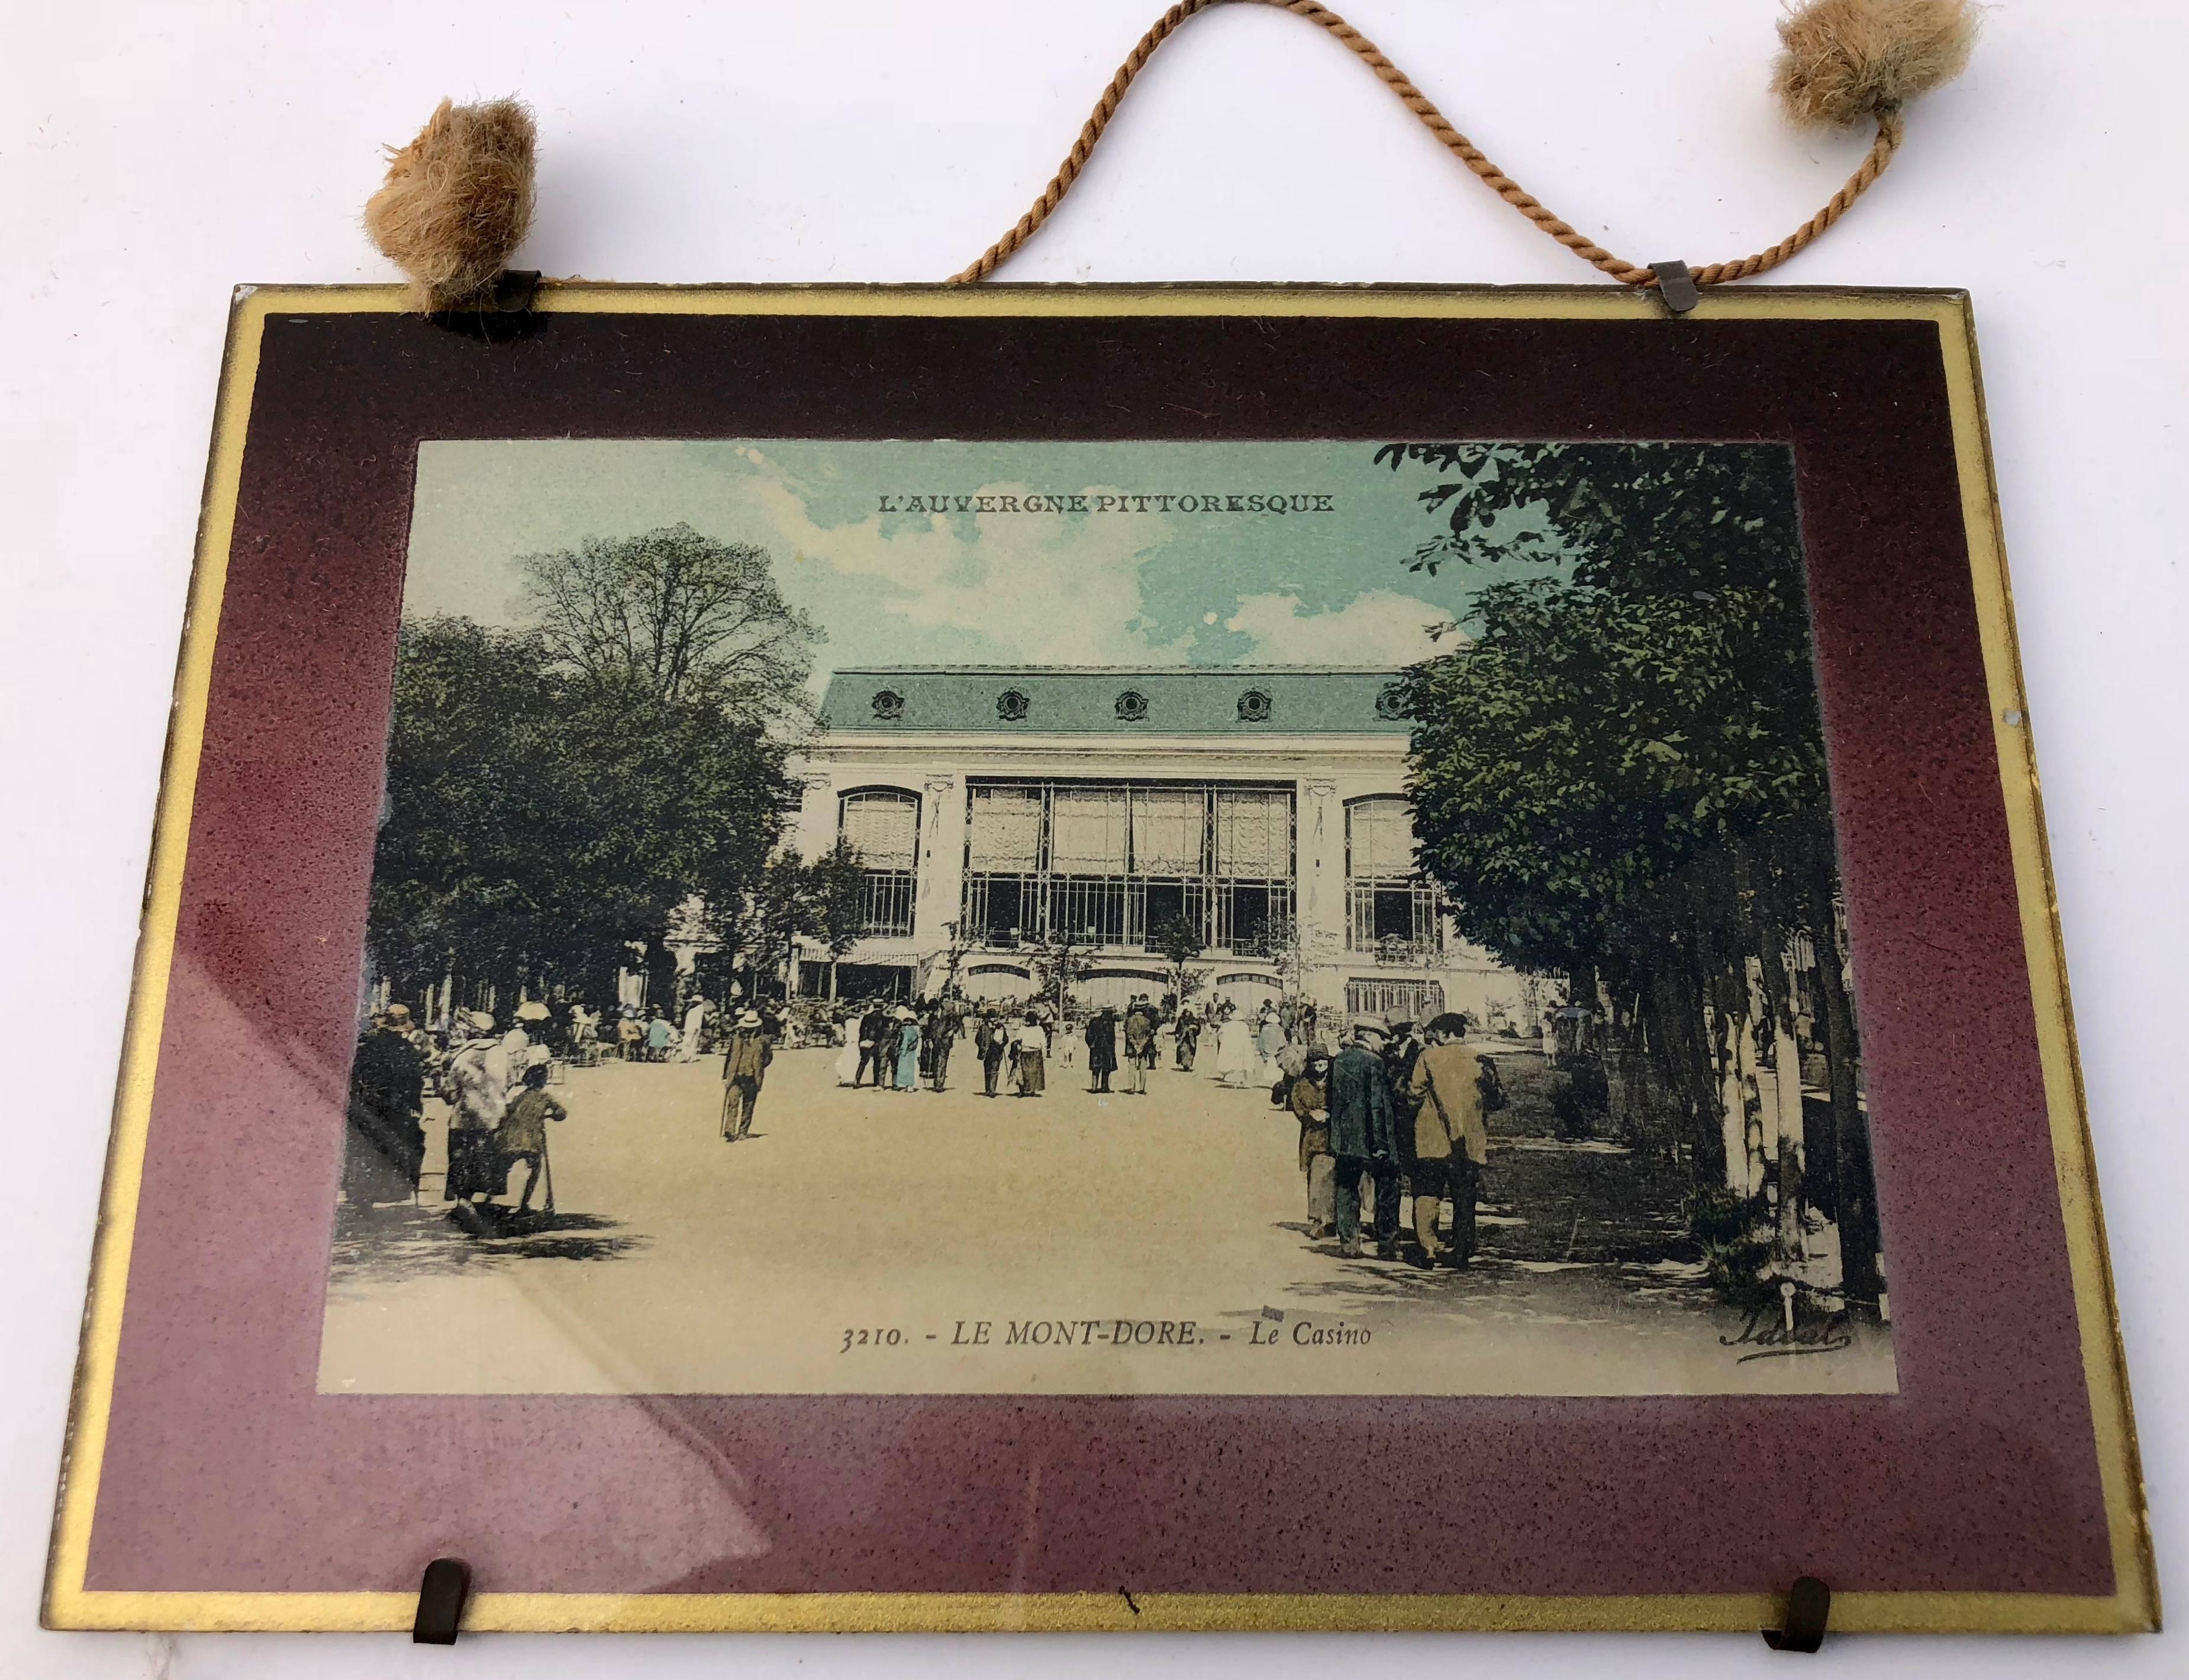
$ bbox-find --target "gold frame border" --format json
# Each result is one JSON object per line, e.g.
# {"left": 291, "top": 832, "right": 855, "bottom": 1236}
{"left": 43, "top": 282, "right": 2158, "bottom": 1636}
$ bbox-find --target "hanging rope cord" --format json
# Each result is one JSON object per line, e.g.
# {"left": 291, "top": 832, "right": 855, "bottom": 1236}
{"left": 949, "top": 0, "right": 1904, "bottom": 289}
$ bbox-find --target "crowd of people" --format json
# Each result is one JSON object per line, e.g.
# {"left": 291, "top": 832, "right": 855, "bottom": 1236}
{"left": 802, "top": 990, "right": 1510, "bottom": 1271}
{"left": 343, "top": 1003, "right": 573, "bottom": 1231}
{"left": 1279, "top": 1011, "right": 1505, "bottom": 1269}
{"left": 347, "top": 979, "right": 1513, "bottom": 1271}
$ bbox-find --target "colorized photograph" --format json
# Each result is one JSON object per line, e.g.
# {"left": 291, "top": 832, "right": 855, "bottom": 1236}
{"left": 320, "top": 436, "right": 1894, "bottom": 1395}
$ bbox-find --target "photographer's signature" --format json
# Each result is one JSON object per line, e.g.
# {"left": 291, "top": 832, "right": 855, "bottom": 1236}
{"left": 1720, "top": 1305, "right": 1855, "bottom": 1363}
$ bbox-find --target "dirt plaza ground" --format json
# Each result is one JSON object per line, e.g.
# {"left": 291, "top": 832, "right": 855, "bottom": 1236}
{"left": 319, "top": 1043, "right": 1896, "bottom": 1397}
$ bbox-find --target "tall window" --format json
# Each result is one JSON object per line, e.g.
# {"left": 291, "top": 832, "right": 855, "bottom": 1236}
{"left": 1213, "top": 788, "right": 1292, "bottom": 955}
{"left": 1345, "top": 796, "right": 1442, "bottom": 961}
{"left": 840, "top": 788, "right": 920, "bottom": 937}
{"left": 961, "top": 779, "right": 1291, "bottom": 954}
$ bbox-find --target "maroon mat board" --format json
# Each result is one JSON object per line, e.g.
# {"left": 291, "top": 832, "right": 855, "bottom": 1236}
{"left": 49, "top": 287, "right": 2152, "bottom": 1631}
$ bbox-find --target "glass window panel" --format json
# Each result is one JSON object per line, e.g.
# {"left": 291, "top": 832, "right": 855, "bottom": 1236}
{"left": 1049, "top": 876, "right": 1128, "bottom": 946}
{"left": 841, "top": 791, "right": 918, "bottom": 869}
{"left": 968, "top": 786, "right": 1042, "bottom": 871}
{"left": 1216, "top": 789, "right": 1291, "bottom": 878}
{"left": 1347, "top": 797, "right": 1416, "bottom": 881}
{"left": 1052, "top": 789, "right": 1128, "bottom": 874}
{"left": 858, "top": 870, "right": 916, "bottom": 937}
{"left": 1131, "top": 788, "right": 1205, "bottom": 876}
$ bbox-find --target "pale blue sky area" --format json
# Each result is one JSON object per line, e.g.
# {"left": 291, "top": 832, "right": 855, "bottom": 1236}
{"left": 402, "top": 439, "right": 1572, "bottom": 683}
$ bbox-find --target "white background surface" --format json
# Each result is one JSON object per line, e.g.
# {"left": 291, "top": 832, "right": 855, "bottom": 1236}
{"left": 2, "top": 1, "right": 2181, "bottom": 1673}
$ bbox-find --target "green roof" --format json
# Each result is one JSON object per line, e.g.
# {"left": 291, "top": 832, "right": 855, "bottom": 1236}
{"left": 818, "top": 666, "right": 1410, "bottom": 736}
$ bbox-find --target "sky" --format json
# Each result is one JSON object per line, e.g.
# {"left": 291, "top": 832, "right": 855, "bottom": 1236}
{"left": 401, "top": 438, "right": 1572, "bottom": 688}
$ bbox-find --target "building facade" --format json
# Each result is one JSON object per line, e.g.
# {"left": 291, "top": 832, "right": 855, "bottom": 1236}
{"left": 790, "top": 667, "right": 1541, "bottom": 1028}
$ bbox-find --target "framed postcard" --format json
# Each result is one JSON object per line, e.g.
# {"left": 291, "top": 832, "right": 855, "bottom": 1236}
{"left": 45, "top": 283, "right": 2156, "bottom": 1634}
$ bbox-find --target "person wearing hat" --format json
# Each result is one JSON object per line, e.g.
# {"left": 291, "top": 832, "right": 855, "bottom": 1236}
{"left": 854, "top": 999, "right": 891, "bottom": 1089}
{"left": 442, "top": 1012, "right": 513, "bottom": 1225}
{"left": 1172, "top": 1002, "right": 1201, "bottom": 1070}
{"left": 1288, "top": 1046, "right": 1336, "bottom": 1239}
{"left": 891, "top": 1005, "right": 922, "bottom": 1092}
{"left": 344, "top": 1002, "right": 427, "bottom": 1212}
{"left": 973, "top": 1007, "right": 1010, "bottom": 1097}
{"left": 1216, "top": 1001, "right": 1256, "bottom": 1088}
{"left": 1381, "top": 1018, "right": 1426, "bottom": 1223}
{"left": 1013, "top": 1010, "right": 1048, "bottom": 1097}
{"left": 1121, "top": 999, "right": 1156, "bottom": 1095}
{"left": 1084, "top": 1005, "right": 1117, "bottom": 1094}
{"left": 646, "top": 1007, "right": 676, "bottom": 1062}
{"left": 720, "top": 1007, "right": 775, "bottom": 1140}
{"left": 924, "top": 1000, "right": 957, "bottom": 1094}
{"left": 1327, "top": 1019, "right": 1401, "bottom": 1259}
{"left": 713, "top": 1010, "right": 775, "bottom": 1137}
{"left": 1406, "top": 1012, "right": 1491, "bottom": 1268}
{"left": 494, "top": 1047, "right": 566, "bottom": 1215}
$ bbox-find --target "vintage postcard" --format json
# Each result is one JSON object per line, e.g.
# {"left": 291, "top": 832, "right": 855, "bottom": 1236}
{"left": 323, "top": 436, "right": 1896, "bottom": 1399}
{"left": 46, "top": 286, "right": 2153, "bottom": 1635}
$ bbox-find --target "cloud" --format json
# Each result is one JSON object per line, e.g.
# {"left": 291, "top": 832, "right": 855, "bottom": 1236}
{"left": 1224, "top": 591, "right": 1456, "bottom": 665}
{"left": 730, "top": 453, "right": 1198, "bottom": 673}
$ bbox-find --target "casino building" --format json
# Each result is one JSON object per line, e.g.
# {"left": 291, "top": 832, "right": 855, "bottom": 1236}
{"left": 786, "top": 666, "right": 1539, "bottom": 1028}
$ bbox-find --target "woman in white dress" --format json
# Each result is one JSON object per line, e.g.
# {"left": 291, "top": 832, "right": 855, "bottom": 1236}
{"left": 832, "top": 1017, "right": 863, "bottom": 1086}
{"left": 1255, "top": 1006, "right": 1284, "bottom": 1083}
{"left": 1217, "top": 1009, "right": 1258, "bottom": 1088}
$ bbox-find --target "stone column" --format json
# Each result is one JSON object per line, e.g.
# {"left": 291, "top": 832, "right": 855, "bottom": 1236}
{"left": 1298, "top": 778, "right": 1346, "bottom": 1012}
{"left": 917, "top": 772, "right": 967, "bottom": 950}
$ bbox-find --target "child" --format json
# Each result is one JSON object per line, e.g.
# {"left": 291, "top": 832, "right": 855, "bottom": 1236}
{"left": 495, "top": 1053, "right": 566, "bottom": 1215}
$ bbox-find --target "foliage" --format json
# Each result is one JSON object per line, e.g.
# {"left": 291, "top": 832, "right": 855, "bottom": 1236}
{"left": 1378, "top": 441, "right": 1878, "bottom": 1299}
{"left": 1021, "top": 927, "right": 1094, "bottom": 1017}
{"left": 518, "top": 521, "right": 822, "bottom": 721}
{"left": 802, "top": 838, "right": 872, "bottom": 961}
{"left": 1685, "top": 1186, "right": 1777, "bottom": 1305}
{"left": 366, "top": 615, "right": 795, "bottom": 1004}
{"left": 1147, "top": 912, "right": 1206, "bottom": 1005}
{"left": 1379, "top": 442, "right": 1832, "bottom": 979}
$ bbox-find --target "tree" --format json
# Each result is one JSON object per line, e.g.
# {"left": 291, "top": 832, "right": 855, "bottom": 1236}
{"left": 804, "top": 838, "right": 871, "bottom": 965}
{"left": 366, "top": 615, "right": 797, "bottom": 1015}
{"left": 1258, "top": 912, "right": 1329, "bottom": 1003}
{"left": 518, "top": 522, "right": 823, "bottom": 721}
{"left": 1022, "top": 927, "right": 1094, "bottom": 1019}
{"left": 1149, "top": 913, "right": 1207, "bottom": 1009}
{"left": 708, "top": 837, "right": 869, "bottom": 999}
{"left": 1379, "top": 441, "right": 1879, "bottom": 1304}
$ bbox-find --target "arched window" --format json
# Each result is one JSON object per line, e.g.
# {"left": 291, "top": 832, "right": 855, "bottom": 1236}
{"left": 839, "top": 788, "right": 920, "bottom": 937}
{"left": 1345, "top": 795, "right": 1441, "bottom": 959}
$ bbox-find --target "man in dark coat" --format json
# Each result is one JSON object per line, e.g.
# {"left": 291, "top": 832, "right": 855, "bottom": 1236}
{"left": 1327, "top": 1019, "right": 1401, "bottom": 1258}
{"left": 1085, "top": 1007, "right": 1118, "bottom": 1093}
{"left": 1382, "top": 1018, "right": 1425, "bottom": 1215}
{"left": 345, "top": 1004, "right": 427, "bottom": 1211}
{"left": 855, "top": 1001, "right": 890, "bottom": 1088}
{"left": 975, "top": 1009, "right": 1010, "bottom": 1097}
{"left": 926, "top": 1001, "right": 956, "bottom": 1093}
